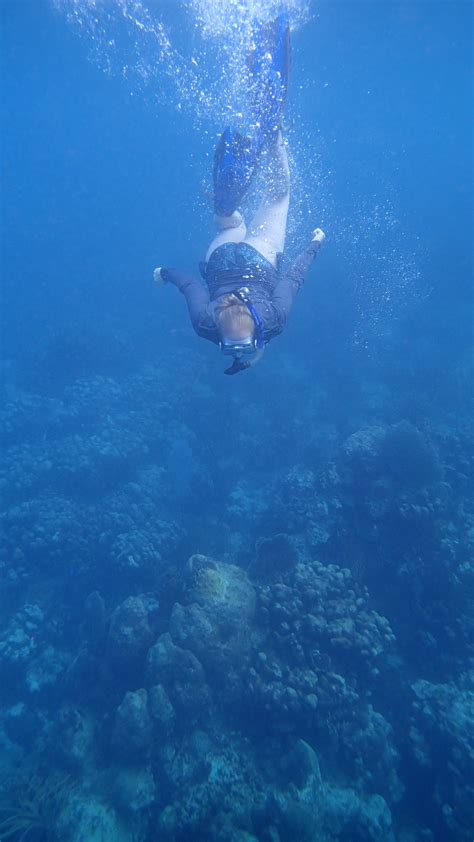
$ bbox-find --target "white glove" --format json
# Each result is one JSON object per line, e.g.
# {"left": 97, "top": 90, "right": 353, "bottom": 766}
{"left": 312, "top": 228, "right": 326, "bottom": 244}
{"left": 153, "top": 267, "right": 166, "bottom": 285}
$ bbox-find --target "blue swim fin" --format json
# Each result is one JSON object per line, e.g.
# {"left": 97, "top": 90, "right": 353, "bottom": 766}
{"left": 213, "top": 13, "right": 291, "bottom": 216}
{"left": 213, "top": 127, "right": 254, "bottom": 216}
{"left": 247, "top": 12, "right": 291, "bottom": 144}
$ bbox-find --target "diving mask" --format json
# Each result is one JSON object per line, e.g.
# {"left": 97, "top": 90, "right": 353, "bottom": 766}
{"left": 218, "top": 287, "right": 266, "bottom": 375}
{"left": 219, "top": 335, "right": 259, "bottom": 357}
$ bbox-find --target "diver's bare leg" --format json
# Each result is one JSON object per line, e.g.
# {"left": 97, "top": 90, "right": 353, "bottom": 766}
{"left": 205, "top": 211, "right": 247, "bottom": 262}
{"left": 244, "top": 131, "right": 290, "bottom": 267}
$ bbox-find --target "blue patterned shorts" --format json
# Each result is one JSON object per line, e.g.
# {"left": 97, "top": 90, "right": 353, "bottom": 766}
{"left": 204, "top": 242, "right": 277, "bottom": 300}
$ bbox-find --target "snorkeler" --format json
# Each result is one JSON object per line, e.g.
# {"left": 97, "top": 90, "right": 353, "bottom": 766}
{"left": 154, "top": 13, "right": 325, "bottom": 375}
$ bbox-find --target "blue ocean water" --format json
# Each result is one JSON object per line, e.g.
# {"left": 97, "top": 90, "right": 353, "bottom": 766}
{"left": 0, "top": 1, "right": 472, "bottom": 841}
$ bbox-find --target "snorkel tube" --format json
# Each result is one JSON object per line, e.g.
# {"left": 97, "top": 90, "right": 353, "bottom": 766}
{"left": 223, "top": 344, "right": 265, "bottom": 375}
{"left": 233, "top": 288, "right": 265, "bottom": 349}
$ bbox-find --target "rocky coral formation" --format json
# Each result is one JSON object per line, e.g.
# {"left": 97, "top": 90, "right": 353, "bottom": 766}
{"left": 79, "top": 554, "right": 401, "bottom": 840}
{"left": 107, "top": 595, "right": 159, "bottom": 677}
{"left": 169, "top": 554, "right": 256, "bottom": 678}
{"left": 410, "top": 677, "right": 474, "bottom": 841}
{"left": 0, "top": 603, "right": 68, "bottom": 697}
{"left": 242, "top": 559, "right": 403, "bottom": 800}
{"left": 0, "top": 355, "right": 472, "bottom": 842}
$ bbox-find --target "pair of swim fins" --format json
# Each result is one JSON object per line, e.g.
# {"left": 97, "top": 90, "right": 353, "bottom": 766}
{"left": 213, "top": 12, "right": 291, "bottom": 217}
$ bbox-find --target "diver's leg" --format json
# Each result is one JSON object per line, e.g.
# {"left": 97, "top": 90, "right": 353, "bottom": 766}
{"left": 205, "top": 211, "right": 247, "bottom": 263}
{"left": 244, "top": 132, "right": 290, "bottom": 267}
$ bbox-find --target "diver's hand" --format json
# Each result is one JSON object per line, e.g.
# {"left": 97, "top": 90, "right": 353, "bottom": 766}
{"left": 312, "top": 228, "right": 325, "bottom": 245}
{"left": 153, "top": 267, "right": 166, "bottom": 285}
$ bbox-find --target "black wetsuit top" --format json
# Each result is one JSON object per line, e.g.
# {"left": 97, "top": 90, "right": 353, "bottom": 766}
{"left": 161, "top": 237, "right": 322, "bottom": 345}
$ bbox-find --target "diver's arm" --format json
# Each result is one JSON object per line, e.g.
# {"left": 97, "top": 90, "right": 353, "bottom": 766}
{"left": 155, "top": 267, "right": 219, "bottom": 344}
{"left": 270, "top": 230, "right": 325, "bottom": 329}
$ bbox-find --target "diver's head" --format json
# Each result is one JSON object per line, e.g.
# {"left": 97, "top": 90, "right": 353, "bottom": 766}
{"left": 215, "top": 288, "right": 266, "bottom": 375}
{"left": 215, "top": 293, "right": 255, "bottom": 344}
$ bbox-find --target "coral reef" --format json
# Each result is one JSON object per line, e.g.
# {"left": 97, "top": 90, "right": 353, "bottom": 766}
{"left": 0, "top": 770, "right": 75, "bottom": 841}
{"left": 409, "top": 677, "right": 474, "bottom": 841}
{"left": 0, "top": 354, "right": 472, "bottom": 842}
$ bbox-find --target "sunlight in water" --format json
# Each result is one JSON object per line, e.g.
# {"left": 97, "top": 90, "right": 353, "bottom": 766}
{"left": 52, "top": 0, "right": 422, "bottom": 344}
{"left": 52, "top": 0, "right": 310, "bottom": 129}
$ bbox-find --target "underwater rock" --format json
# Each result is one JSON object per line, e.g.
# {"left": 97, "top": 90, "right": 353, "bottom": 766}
{"left": 49, "top": 706, "right": 96, "bottom": 770}
{"left": 380, "top": 421, "right": 442, "bottom": 488}
{"left": 169, "top": 599, "right": 250, "bottom": 684}
{"left": 297, "top": 562, "right": 393, "bottom": 666}
{"left": 80, "top": 590, "right": 106, "bottom": 645}
{"left": 0, "top": 603, "right": 68, "bottom": 696}
{"left": 146, "top": 632, "right": 212, "bottom": 717}
{"left": 0, "top": 391, "right": 74, "bottom": 448}
{"left": 227, "top": 480, "right": 269, "bottom": 524}
{"left": 251, "top": 533, "right": 299, "bottom": 582}
{"left": 113, "top": 688, "right": 153, "bottom": 759}
{"left": 148, "top": 683, "right": 175, "bottom": 736}
{"left": 3, "top": 702, "right": 44, "bottom": 749}
{"left": 357, "top": 792, "right": 396, "bottom": 841}
{"left": 272, "top": 796, "right": 319, "bottom": 842}
{"left": 279, "top": 797, "right": 319, "bottom": 842}
{"left": 282, "top": 466, "right": 317, "bottom": 496}
{"left": 269, "top": 738, "right": 324, "bottom": 839}
{"left": 158, "top": 731, "right": 264, "bottom": 841}
{"left": 279, "top": 738, "right": 323, "bottom": 795}
{"left": 111, "top": 528, "right": 162, "bottom": 577}
{"left": 398, "top": 828, "right": 434, "bottom": 842}
{"left": 276, "top": 466, "right": 337, "bottom": 551}
{"left": 25, "top": 644, "right": 69, "bottom": 694}
{"left": 341, "top": 425, "right": 386, "bottom": 480}
{"left": 339, "top": 706, "right": 404, "bottom": 803}
{"left": 183, "top": 554, "right": 256, "bottom": 623}
{"left": 0, "top": 604, "right": 44, "bottom": 669}
{"left": 107, "top": 594, "right": 158, "bottom": 676}
{"left": 271, "top": 740, "right": 395, "bottom": 842}
{"left": 0, "top": 492, "right": 89, "bottom": 576}
{"left": 238, "top": 559, "right": 405, "bottom": 814}
{"left": 63, "top": 647, "right": 101, "bottom": 695}
{"left": 112, "top": 765, "right": 156, "bottom": 813}
{"left": 169, "top": 555, "right": 256, "bottom": 679}
{"left": 2, "top": 349, "right": 471, "bottom": 842}
{"left": 410, "top": 679, "right": 474, "bottom": 841}
{"left": 321, "top": 785, "right": 395, "bottom": 842}
{"left": 55, "top": 793, "right": 130, "bottom": 842}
